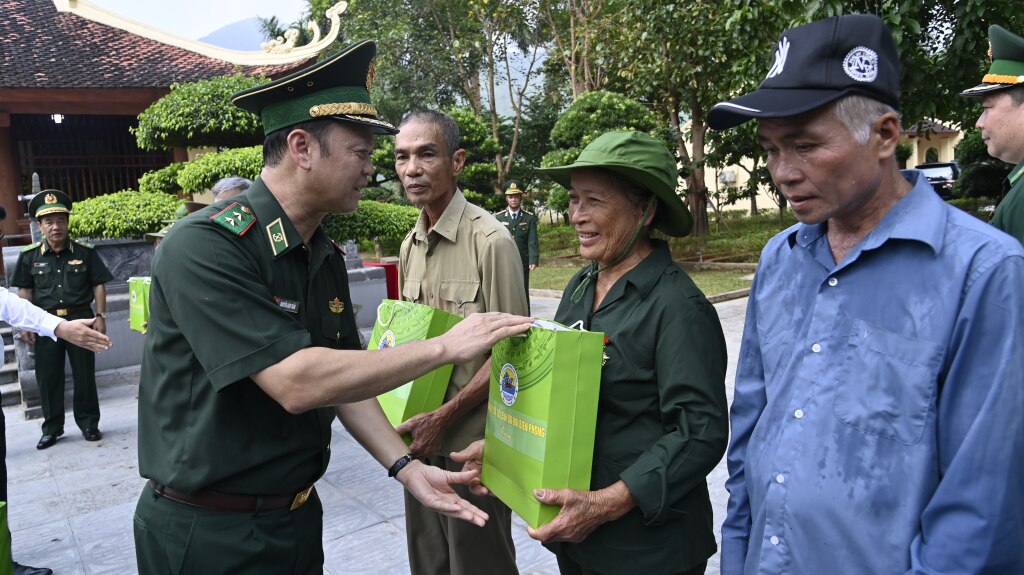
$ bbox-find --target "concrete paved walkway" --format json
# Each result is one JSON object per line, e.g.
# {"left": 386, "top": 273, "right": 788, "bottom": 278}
{"left": 5, "top": 296, "right": 748, "bottom": 574}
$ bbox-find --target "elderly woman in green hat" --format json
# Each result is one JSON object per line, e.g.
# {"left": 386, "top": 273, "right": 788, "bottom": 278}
{"left": 458, "top": 131, "right": 728, "bottom": 574}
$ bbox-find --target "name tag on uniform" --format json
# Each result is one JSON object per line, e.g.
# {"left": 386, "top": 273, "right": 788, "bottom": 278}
{"left": 33, "top": 262, "right": 49, "bottom": 269}
{"left": 518, "top": 222, "right": 529, "bottom": 227}
{"left": 501, "top": 221, "right": 510, "bottom": 226}
{"left": 274, "top": 297, "right": 299, "bottom": 313}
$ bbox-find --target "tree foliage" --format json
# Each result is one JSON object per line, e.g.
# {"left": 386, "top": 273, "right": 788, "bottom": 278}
{"left": 69, "top": 190, "right": 181, "bottom": 239}
{"left": 134, "top": 75, "right": 267, "bottom": 150}
{"left": 176, "top": 147, "right": 264, "bottom": 195}
{"left": 138, "top": 162, "right": 186, "bottom": 195}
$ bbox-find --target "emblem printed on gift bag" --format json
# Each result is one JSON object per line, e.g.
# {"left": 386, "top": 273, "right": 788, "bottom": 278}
{"left": 500, "top": 363, "right": 519, "bottom": 406}
{"left": 378, "top": 330, "right": 396, "bottom": 349}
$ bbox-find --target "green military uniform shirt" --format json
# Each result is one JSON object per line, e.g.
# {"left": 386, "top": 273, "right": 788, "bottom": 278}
{"left": 138, "top": 179, "right": 359, "bottom": 495}
{"left": 548, "top": 240, "right": 729, "bottom": 574}
{"left": 494, "top": 208, "right": 539, "bottom": 268}
{"left": 399, "top": 190, "right": 528, "bottom": 454}
{"left": 990, "top": 160, "right": 1024, "bottom": 245}
{"left": 11, "top": 239, "right": 113, "bottom": 310}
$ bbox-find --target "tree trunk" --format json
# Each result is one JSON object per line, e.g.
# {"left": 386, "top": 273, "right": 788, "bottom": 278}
{"left": 750, "top": 192, "right": 758, "bottom": 216}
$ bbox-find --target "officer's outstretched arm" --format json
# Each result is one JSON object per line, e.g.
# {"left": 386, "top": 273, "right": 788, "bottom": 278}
{"left": 252, "top": 311, "right": 532, "bottom": 414}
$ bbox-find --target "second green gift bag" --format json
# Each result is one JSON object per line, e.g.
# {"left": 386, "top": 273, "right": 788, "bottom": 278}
{"left": 482, "top": 319, "right": 604, "bottom": 528}
{"left": 370, "top": 300, "right": 462, "bottom": 427}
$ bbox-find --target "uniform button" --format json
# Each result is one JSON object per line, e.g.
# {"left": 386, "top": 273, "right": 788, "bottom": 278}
{"left": 811, "top": 343, "right": 821, "bottom": 353}
{"left": 776, "top": 474, "right": 785, "bottom": 484}
{"left": 770, "top": 535, "right": 780, "bottom": 546}
{"left": 794, "top": 409, "right": 804, "bottom": 419}
{"left": 58, "top": 284, "right": 62, "bottom": 288}
{"left": 828, "top": 277, "right": 838, "bottom": 287}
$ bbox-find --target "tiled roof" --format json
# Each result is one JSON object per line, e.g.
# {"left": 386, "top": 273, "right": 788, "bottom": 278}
{"left": 904, "top": 119, "right": 959, "bottom": 136}
{"left": 0, "top": 0, "right": 306, "bottom": 89}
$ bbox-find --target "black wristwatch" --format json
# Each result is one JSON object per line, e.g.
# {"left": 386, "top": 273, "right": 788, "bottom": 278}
{"left": 387, "top": 454, "right": 414, "bottom": 478}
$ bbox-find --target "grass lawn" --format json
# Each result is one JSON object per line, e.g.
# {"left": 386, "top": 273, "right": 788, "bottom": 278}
{"left": 531, "top": 262, "right": 752, "bottom": 296}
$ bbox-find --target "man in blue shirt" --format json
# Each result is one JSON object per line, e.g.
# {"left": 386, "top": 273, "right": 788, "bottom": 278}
{"left": 708, "top": 15, "right": 1024, "bottom": 575}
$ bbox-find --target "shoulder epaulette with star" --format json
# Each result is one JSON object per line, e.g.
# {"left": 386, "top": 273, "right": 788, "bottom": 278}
{"left": 20, "top": 242, "right": 39, "bottom": 252}
{"left": 73, "top": 239, "right": 95, "bottom": 249}
{"left": 210, "top": 202, "right": 257, "bottom": 236}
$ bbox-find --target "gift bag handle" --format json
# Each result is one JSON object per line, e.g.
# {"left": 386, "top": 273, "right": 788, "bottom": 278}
{"left": 377, "top": 300, "right": 412, "bottom": 328}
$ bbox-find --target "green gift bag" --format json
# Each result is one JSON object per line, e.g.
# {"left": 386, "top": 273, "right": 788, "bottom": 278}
{"left": 0, "top": 501, "right": 10, "bottom": 575}
{"left": 128, "top": 277, "right": 151, "bottom": 334}
{"left": 481, "top": 319, "right": 604, "bottom": 528}
{"left": 370, "top": 300, "right": 462, "bottom": 427}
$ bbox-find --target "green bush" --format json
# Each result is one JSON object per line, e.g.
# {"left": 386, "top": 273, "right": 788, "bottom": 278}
{"left": 69, "top": 190, "right": 181, "bottom": 239}
{"left": 462, "top": 190, "right": 503, "bottom": 213}
{"left": 177, "top": 147, "right": 263, "bottom": 194}
{"left": 322, "top": 200, "right": 420, "bottom": 242}
{"left": 133, "top": 74, "right": 267, "bottom": 150}
{"left": 138, "top": 163, "right": 186, "bottom": 195}
{"left": 361, "top": 186, "right": 412, "bottom": 206}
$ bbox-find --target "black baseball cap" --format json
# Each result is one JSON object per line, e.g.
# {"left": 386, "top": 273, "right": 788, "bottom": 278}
{"left": 708, "top": 14, "right": 901, "bottom": 130}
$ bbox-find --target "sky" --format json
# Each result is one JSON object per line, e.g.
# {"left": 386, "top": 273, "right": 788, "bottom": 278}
{"left": 90, "top": 0, "right": 307, "bottom": 40}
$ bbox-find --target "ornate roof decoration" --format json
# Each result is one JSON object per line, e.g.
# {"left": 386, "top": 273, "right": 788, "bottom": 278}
{"left": 52, "top": 0, "right": 348, "bottom": 65}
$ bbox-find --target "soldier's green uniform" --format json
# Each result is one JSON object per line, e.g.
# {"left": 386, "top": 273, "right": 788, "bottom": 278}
{"left": 493, "top": 180, "right": 538, "bottom": 299}
{"left": 132, "top": 41, "right": 399, "bottom": 574}
{"left": 961, "top": 25, "right": 1024, "bottom": 244}
{"left": 11, "top": 190, "right": 112, "bottom": 440}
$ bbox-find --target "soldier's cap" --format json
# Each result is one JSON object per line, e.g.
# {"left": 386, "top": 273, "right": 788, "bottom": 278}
{"left": 708, "top": 14, "right": 900, "bottom": 130}
{"left": 961, "top": 25, "right": 1024, "bottom": 97}
{"left": 29, "top": 189, "right": 72, "bottom": 219}
{"left": 504, "top": 180, "right": 525, "bottom": 195}
{"left": 231, "top": 40, "right": 398, "bottom": 136}
{"left": 538, "top": 131, "right": 692, "bottom": 237}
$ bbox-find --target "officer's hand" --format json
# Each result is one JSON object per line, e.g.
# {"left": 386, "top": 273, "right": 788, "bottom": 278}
{"left": 396, "top": 410, "right": 446, "bottom": 459}
{"left": 55, "top": 319, "right": 111, "bottom": 352}
{"left": 19, "top": 330, "right": 36, "bottom": 345}
{"left": 396, "top": 459, "right": 489, "bottom": 527}
{"left": 529, "top": 264, "right": 537, "bottom": 271}
{"left": 450, "top": 439, "right": 491, "bottom": 497}
{"left": 527, "top": 481, "right": 636, "bottom": 544}
{"left": 439, "top": 312, "right": 533, "bottom": 364}
{"left": 93, "top": 315, "right": 107, "bottom": 335}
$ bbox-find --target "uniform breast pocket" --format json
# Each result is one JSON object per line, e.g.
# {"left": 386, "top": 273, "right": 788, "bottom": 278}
{"left": 30, "top": 265, "right": 54, "bottom": 287}
{"left": 67, "top": 263, "right": 89, "bottom": 289}
{"left": 440, "top": 279, "right": 481, "bottom": 314}
{"left": 833, "top": 319, "right": 943, "bottom": 445}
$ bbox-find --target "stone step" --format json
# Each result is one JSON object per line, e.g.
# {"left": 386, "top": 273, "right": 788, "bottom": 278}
{"left": 0, "top": 375, "right": 20, "bottom": 407}
{"left": 4, "top": 343, "right": 13, "bottom": 365}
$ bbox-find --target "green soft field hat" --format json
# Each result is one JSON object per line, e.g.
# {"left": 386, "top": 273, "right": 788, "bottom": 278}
{"left": 961, "top": 25, "right": 1024, "bottom": 97}
{"left": 231, "top": 40, "right": 398, "bottom": 135}
{"left": 539, "top": 131, "right": 692, "bottom": 236}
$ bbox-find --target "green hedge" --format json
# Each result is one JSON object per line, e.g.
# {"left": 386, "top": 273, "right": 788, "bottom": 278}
{"left": 69, "top": 190, "right": 181, "bottom": 239}
{"left": 133, "top": 74, "right": 266, "bottom": 151}
{"left": 177, "top": 147, "right": 263, "bottom": 194}
{"left": 322, "top": 200, "right": 420, "bottom": 242}
{"left": 138, "top": 162, "right": 186, "bottom": 195}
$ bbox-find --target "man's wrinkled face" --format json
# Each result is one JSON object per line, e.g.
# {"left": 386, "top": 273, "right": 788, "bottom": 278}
{"left": 39, "top": 213, "right": 69, "bottom": 246}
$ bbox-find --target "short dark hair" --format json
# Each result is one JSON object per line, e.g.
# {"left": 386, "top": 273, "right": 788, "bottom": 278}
{"left": 1009, "top": 85, "right": 1024, "bottom": 107}
{"left": 398, "top": 110, "right": 461, "bottom": 158}
{"left": 262, "top": 119, "right": 335, "bottom": 167}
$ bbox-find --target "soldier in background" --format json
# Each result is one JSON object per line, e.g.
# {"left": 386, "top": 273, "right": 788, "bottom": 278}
{"left": 494, "top": 180, "right": 539, "bottom": 305}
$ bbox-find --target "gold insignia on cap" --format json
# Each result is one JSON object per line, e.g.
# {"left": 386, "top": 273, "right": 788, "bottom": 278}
{"left": 45, "top": 193, "right": 57, "bottom": 204}
{"left": 310, "top": 103, "right": 379, "bottom": 118}
{"left": 509, "top": 182, "right": 519, "bottom": 190}
{"left": 366, "top": 60, "right": 376, "bottom": 90}
{"left": 329, "top": 297, "right": 345, "bottom": 313}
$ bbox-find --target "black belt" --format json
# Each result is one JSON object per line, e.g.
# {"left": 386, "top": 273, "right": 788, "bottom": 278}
{"left": 47, "top": 306, "right": 92, "bottom": 317}
{"left": 147, "top": 479, "right": 314, "bottom": 512}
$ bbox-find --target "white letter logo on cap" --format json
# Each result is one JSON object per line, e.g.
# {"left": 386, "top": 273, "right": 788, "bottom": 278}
{"left": 843, "top": 47, "right": 879, "bottom": 82}
{"left": 766, "top": 37, "right": 790, "bottom": 79}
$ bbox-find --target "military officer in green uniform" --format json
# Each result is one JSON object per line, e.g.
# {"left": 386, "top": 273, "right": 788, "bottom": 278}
{"left": 132, "top": 41, "right": 531, "bottom": 575}
{"left": 12, "top": 189, "right": 113, "bottom": 450}
{"left": 494, "top": 180, "right": 539, "bottom": 301}
{"left": 961, "top": 25, "right": 1024, "bottom": 244}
